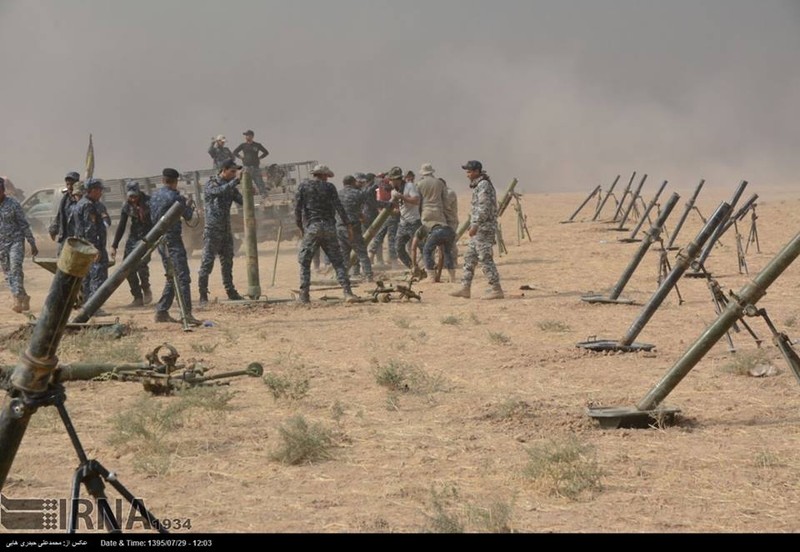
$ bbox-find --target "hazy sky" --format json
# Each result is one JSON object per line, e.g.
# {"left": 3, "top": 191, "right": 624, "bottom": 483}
{"left": 1, "top": 0, "right": 798, "bottom": 193}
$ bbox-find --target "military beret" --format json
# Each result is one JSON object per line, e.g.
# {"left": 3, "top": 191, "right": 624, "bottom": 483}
{"left": 65, "top": 171, "right": 81, "bottom": 182}
{"left": 220, "top": 159, "right": 242, "bottom": 171}
{"left": 162, "top": 168, "right": 180, "bottom": 179}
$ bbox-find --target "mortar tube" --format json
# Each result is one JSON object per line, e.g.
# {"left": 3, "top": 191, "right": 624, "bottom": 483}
{"left": 242, "top": 170, "right": 262, "bottom": 299}
{"left": 592, "top": 175, "right": 621, "bottom": 221}
{"left": 0, "top": 238, "right": 98, "bottom": 489}
{"left": 616, "top": 174, "right": 648, "bottom": 230}
{"left": 618, "top": 202, "right": 731, "bottom": 347}
{"left": 627, "top": 180, "right": 669, "bottom": 240}
{"left": 695, "top": 180, "right": 748, "bottom": 268}
{"left": 72, "top": 201, "right": 185, "bottom": 323}
{"left": 607, "top": 192, "right": 680, "bottom": 300}
{"left": 665, "top": 179, "right": 705, "bottom": 250}
{"left": 564, "top": 185, "right": 600, "bottom": 223}
{"left": 637, "top": 230, "right": 800, "bottom": 411}
{"left": 612, "top": 172, "right": 637, "bottom": 222}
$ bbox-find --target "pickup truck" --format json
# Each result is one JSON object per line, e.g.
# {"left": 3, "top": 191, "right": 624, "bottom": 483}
{"left": 21, "top": 161, "right": 315, "bottom": 257}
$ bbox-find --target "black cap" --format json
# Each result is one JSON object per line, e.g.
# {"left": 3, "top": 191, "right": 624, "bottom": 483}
{"left": 126, "top": 181, "right": 141, "bottom": 196}
{"left": 162, "top": 168, "right": 180, "bottom": 179}
{"left": 342, "top": 175, "right": 356, "bottom": 187}
{"left": 461, "top": 160, "right": 482, "bottom": 171}
{"left": 65, "top": 171, "right": 80, "bottom": 182}
{"left": 85, "top": 178, "right": 104, "bottom": 190}
{"left": 243, "top": 130, "right": 255, "bottom": 136}
{"left": 220, "top": 159, "right": 242, "bottom": 171}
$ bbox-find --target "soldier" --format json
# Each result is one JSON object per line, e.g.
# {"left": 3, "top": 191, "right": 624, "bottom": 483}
{"left": 49, "top": 171, "right": 81, "bottom": 254}
{"left": 111, "top": 181, "right": 153, "bottom": 307}
{"left": 233, "top": 130, "right": 270, "bottom": 197}
{"left": 361, "top": 173, "right": 380, "bottom": 229}
{"left": 337, "top": 174, "right": 380, "bottom": 282}
{"left": 73, "top": 178, "right": 110, "bottom": 309}
{"left": 388, "top": 167, "right": 421, "bottom": 271}
{"left": 369, "top": 172, "right": 399, "bottom": 268}
{"left": 294, "top": 164, "right": 357, "bottom": 304}
{"left": 208, "top": 135, "right": 234, "bottom": 171}
{"left": 0, "top": 177, "right": 38, "bottom": 312}
{"left": 198, "top": 158, "right": 245, "bottom": 304}
{"left": 450, "top": 160, "right": 504, "bottom": 300}
{"left": 150, "top": 168, "right": 201, "bottom": 325}
{"left": 415, "top": 163, "right": 456, "bottom": 281}
{"left": 443, "top": 178, "right": 460, "bottom": 282}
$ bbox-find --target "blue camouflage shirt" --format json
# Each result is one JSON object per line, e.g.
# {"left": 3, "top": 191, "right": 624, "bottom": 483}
{"left": 204, "top": 175, "right": 243, "bottom": 232}
{"left": 150, "top": 186, "right": 194, "bottom": 242}
{"left": 72, "top": 197, "right": 107, "bottom": 249}
{"left": 295, "top": 179, "right": 349, "bottom": 229}
{"left": 0, "top": 196, "right": 35, "bottom": 248}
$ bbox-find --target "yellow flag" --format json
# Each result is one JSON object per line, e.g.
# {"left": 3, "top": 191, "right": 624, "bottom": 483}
{"left": 85, "top": 133, "right": 95, "bottom": 180}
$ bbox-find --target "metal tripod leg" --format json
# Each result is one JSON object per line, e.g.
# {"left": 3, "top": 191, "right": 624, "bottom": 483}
{"left": 657, "top": 247, "right": 683, "bottom": 305}
{"left": 746, "top": 207, "right": 761, "bottom": 254}
{"left": 735, "top": 222, "right": 748, "bottom": 274}
{"left": 55, "top": 391, "right": 168, "bottom": 534}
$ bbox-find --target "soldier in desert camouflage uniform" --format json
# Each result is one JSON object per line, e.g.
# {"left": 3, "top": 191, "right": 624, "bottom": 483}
{"left": 450, "top": 160, "right": 504, "bottom": 300}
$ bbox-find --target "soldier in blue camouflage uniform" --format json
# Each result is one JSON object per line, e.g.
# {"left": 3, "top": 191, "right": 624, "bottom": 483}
{"left": 48, "top": 171, "right": 81, "bottom": 255}
{"left": 0, "top": 177, "right": 38, "bottom": 313}
{"left": 198, "top": 159, "right": 245, "bottom": 304}
{"left": 150, "top": 168, "right": 201, "bottom": 325}
{"left": 72, "top": 178, "right": 110, "bottom": 310}
{"left": 208, "top": 135, "right": 234, "bottom": 171}
{"left": 295, "top": 165, "right": 357, "bottom": 304}
{"left": 111, "top": 181, "right": 153, "bottom": 307}
{"left": 337, "top": 174, "right": 379, "bottom": 281}
{"left": 450, "top": 161, "right": 504, "bottom": 300}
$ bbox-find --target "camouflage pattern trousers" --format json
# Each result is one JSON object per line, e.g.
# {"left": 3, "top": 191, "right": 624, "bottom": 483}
{"left": 369, "top": 213, "right": 399, "bottom": 262}
{"left": 337, "top": 223, "right": 372, "bottom": 278}
{"left": 396, "top": 219, "right": 422, "bottom": 269}
{"left": 423, "top": 225, "right": 456, "bottom": 270}
{"left": 298, "top": 222, "right": 351, "bottom": 292}
{"left": 156, "top": 240, "right": 193, "bottom": 315}
{"left": 124, "top": 239, "right": 151, "bottom": 299}
{"left": 462, "top": 232, "right": 500, "bottom": 286}
{"left": 198, "top": 230, "right": 235, "bottom": 295}
{"left": 82, "top": 250, "right": 109, "bottom": 304}
{"left": 0, "top": 241, "right": 26, "bottom": 297}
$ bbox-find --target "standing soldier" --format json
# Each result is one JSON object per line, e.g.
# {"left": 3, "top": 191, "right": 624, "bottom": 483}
{"left": 0, "top": 177, "right": 38, "bottom": 312}
{"left": 294, "top": 165, "right": 357, "bottom": 304}
{"left": 337, "top": 174, "right": 379, "bottom": 282}
{"left": 208, "top": 135, "right": 234, "bottom": 171}
{"left": 233, "top": 130, "right": 270, "bottom": 198}
{"left": 111, "top": 181, "right": 153, "bottom": 307}
{"left": 73, "top": 178, "right": 110, "bottom": 309}
{"left": 198, "top": 158, "right": 245, "bottom": 304}
{"left": 388, "top": 166, "right": 421, "bottom": 271}
{"left": 415, "top": 163, "right": 456, "bottom": 281}
{"left": 369, "top": 172, "right": 400, "bottom": 268}
{"left": 450, "top": 160, "right": 504, "bottom": 300}
{"left": 443, "top": 179, "right": 459, "bottom": 282}
{"left": 49, "top": 171, "right": 81, "bottom": 254}
{"left": 150, "top": 168, "right": 201, "bottom": 325}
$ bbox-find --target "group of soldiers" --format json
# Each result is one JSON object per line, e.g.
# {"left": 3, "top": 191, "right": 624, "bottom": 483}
{"left": 0, "top": 153, "right": 504, "bottom": 322}
{"left": 208, "top": 130, "right": 270, "bottom": 197}
{"left": 293, "top": 159, "right": 504, "bottom": 302}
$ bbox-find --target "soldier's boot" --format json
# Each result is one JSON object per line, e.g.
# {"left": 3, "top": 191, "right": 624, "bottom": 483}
{"left": 184, "top": 313, "right": 203, "bottom": 327}
{"left": 126, "top": 297, "right": 144, "bottom": 308}
{"left": 227, "top": 290, "right": 245, "bottom": 301}
{"left": 343, "top": 288, "right": 359, "bottom": 304}
{"left": 155, "top": 311, "right": 179, "bottom": 323}
{"left": 482, "top": 283, "right": 505, "bottom": 300}
{"left": 21, "top": 294, "right": 31, "bottom": 311}
{"left": 297, "top": 290, "right": 311, "bottom": 304}
{"left": 449, "top": 284, "right": 471, "bottom": 299}
{"left": 447, "top": 269, "right": 457, "bottom": 283}
{"left": 11, "top": 295, "right": 24, "bottom": 313}
{"left": 198, "top": 290, "right": 209, "bottom": 306}
{"left": 142, "top": 287, "right": 153, "bottom": 305}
